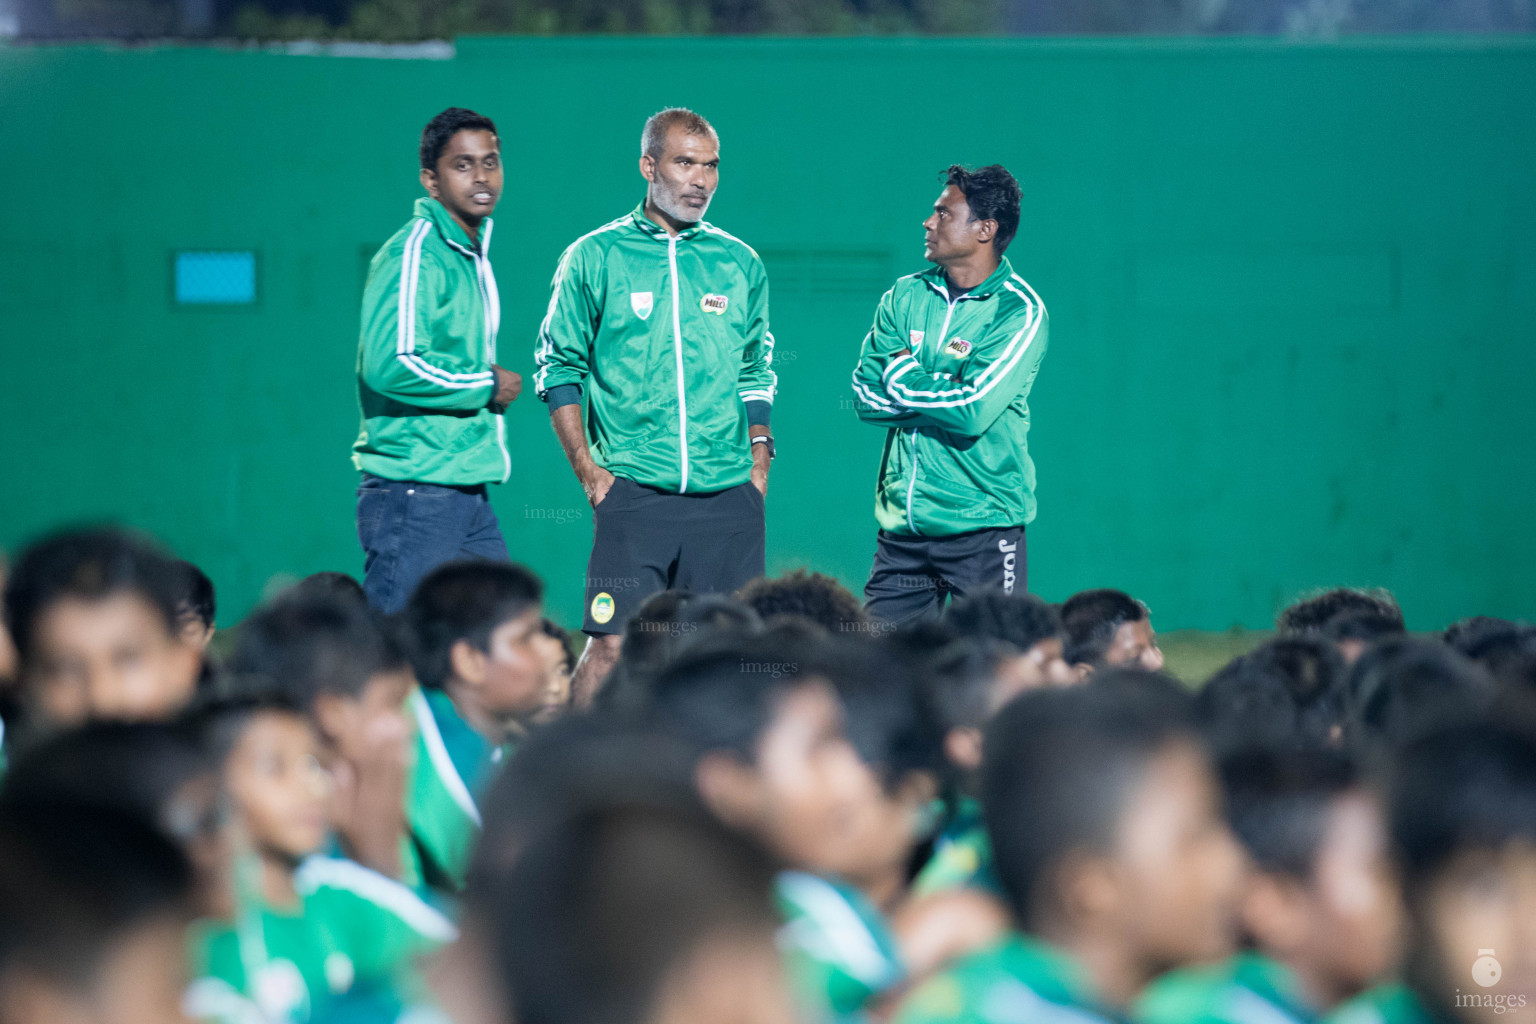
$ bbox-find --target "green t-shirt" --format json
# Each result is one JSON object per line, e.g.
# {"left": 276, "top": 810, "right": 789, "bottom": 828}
{"left": 1138, "top": 953, "right": 1321, "bottom": 1024}
{"left": 403, "top": 686, "right": 511, "bottom": 893}
{"left": 1324, "top": 986, "right": 1443, "bottom": 1024}
{"left": 186, "top": 856, "right": 458, "bottom": 1024}
{"left": 776, "top": 870, "right": 905, "bottom": 1021}
{"left": 895, "top": 932, "right": 1126, "bottom": 1024}
{"left": 911, "top": 798, "right": 1000, "bottom": 897}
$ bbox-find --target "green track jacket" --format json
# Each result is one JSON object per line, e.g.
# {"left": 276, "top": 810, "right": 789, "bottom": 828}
{"left": 851, "top": 258, "right": 1048, "bottom": 538}
{"left": 352, "top": 198, "right": 510, "bottom": 486}
{"left": 533, "top": 204, "right": 776, "bottom": 494}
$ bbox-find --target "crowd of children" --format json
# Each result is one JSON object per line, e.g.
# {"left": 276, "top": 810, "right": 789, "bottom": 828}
{"left": 0, "top": 526, "right": 1534, "bottom": 1024}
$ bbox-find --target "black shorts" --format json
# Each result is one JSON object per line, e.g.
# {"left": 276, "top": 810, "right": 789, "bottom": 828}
{"left": 863, "top": 525, "right": 1026, "bottom": 625}
{"left": 582, "top": 477, "right": 766, "bottom": 635}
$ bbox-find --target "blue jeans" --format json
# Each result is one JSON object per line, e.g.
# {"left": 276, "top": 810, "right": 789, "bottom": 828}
{"left": 356, "top": 474, "right": 510, "bottom": 614}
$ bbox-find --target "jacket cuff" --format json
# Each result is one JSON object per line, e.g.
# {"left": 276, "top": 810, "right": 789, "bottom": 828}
{"left": 745, "top": 400, "right": 772, "bottom": 428}
{"left": 543, "top": 383, "right": 582, "bottom": 412}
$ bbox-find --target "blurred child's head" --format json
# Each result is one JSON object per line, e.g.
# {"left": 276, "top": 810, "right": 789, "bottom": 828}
{"left": 495, "top": 801, "right": 795, "bottom": 1024}
{"left": 1199, "top": 636, "right": 1349, "bottom": 755}
{"left": 1322, "top": 610, "right": 1406, "bottom": 666}
{"left": 946, "top": 592, "right": 1076, "bottom": 691}
{"left": 0, "top": 802, "right": 195, "bottom": 1024}
{"left": 3, "top": 528, "right": 200, "bottom": 732}
{"left": 0, "top": 721, "right": 224, "bottom": 916}
{"left": 983, "top": 670, "right": 1243, "bottom": 1004}
{"left": 406, "top": 560, "right": 547, "bottom": 729}
{"left": 1389, "top": 720, "right": 1536, "bottom": 1022}
{"left": 172, "top": 560, "right": 216, "bottom": 653}
{"left": 735, "top": 570, "right": 867, "bottom": 633}
{"left": 1221, "top": 749, "right": 1403, "bottom": 1009}
{"left": 823, "top": 640, "right": 948, "bottom": 901}
{"left": 645, "top": 626, "right": 869, "bottom": 877}
{"left": 532, "top": 617, "right": 577, "bottom": 724}
{"left": 601, "top": 592, "right": 762, "bottom": 716}
{"left": 921, "top": 636, "right": 1033, "bottom": 774}
{"left": 1060, "top": 589, "right": 1164, "bottom": 676}
{"left": 230, "top": 592, "right": 411, "bottom": 761}
{"left": 1349, "top": 638, "right": 1497, "bottom": 750}
{"left": 205, "top": 698, "right": 330, "bottom": 866}
{"left": 1278, "top": 588, "right": 1404, "bottom": 645}
{"left": 290, "top": 571, "right": 367, "bottom": 606}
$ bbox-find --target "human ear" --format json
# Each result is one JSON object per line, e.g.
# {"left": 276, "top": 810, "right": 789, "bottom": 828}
{"left": 449, "top": 639, "right": 487, "bottom": 688}
{"left": 695, "top": 753, "right": 763, "bottom": 830}
{"left": 945, "top": 727, "right": 984, "bottom": 772}
{"left": 420, "top": 167, "right": 439, "bottom": 198}
{"left": 639, "top": 153, "right": 657, "bottom": 184}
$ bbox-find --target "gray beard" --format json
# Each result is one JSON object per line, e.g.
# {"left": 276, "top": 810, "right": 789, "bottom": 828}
{"left": 651, "top": 182, "right": 712, "bottom": 225}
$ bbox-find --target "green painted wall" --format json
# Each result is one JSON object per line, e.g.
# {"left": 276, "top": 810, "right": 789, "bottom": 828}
{"left": 1, "top": 37, "right": 1532, "bottom": 630}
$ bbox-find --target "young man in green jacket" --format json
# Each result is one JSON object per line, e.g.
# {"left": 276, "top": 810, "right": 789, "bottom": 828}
{"left": 851, "top": 165, "right": 1047, "bottom": 623}
{"left": 353, "top": 108, "right": 521, "bottom": 614}
{"left": 534, "top": 107, "right": 776, "bottom": 704}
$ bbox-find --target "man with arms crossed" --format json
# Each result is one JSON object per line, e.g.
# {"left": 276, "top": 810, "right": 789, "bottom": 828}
{"left": 535, "top": 108, "right": 776, "bottom": 704}
{"left": 353, "top": 108, "right": 522, "bottom": 614}
{"left": 851, "top": 165, "right": 1047, "bottom": 623}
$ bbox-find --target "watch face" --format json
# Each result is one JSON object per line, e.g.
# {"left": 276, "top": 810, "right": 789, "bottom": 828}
{"left": 1473, "top": 953, "right": 1503, "bottom": 988}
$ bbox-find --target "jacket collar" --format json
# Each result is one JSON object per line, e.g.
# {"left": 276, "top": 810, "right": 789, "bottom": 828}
{"left": 630, "top": 202, "right": 705, "bottom": 242}
{"left": 414, "top": 197, "right": 493, "bottom": 257}
{"left": 921, "top": 255, "right": 1014, "bottom": 301}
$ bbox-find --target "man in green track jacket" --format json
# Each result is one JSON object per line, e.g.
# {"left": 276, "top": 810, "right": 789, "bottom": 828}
{"left": 353, "top": 108, "right": 521, "bottom": 614}
{"left": 535, "top": 107, "right": 776, "bottom": 704}
{"left": 851, "top": 164, "right": 1048, "bottom": 623}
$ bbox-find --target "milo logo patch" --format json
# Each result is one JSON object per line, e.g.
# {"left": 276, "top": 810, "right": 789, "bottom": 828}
{"left": 700, "top": 294, "right": 729, "bottom": 315}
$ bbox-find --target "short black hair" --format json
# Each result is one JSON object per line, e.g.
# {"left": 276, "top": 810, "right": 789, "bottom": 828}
{"left": 1220, "top": 748, "right": 1361, "bottom": 879}
{"left": 0, "top": 721, "right": 211, "bottom": 842}
{"left": 291, "top": 571, "right": 367, "bottom": 607}
{"left": 1060, "top": 588, "right": 1149, "bottom": 668}
{"left": 228, "top": 592, "right": 407, "bottom": 709}
{"left": 405, "top": 560, "right": 544, "bottom": 691}
{"left": 918, "top": 636, "right": 1021, "bottom": 734}
{"left": 1277, "top": 588, "right": 1404, "bottom": 637}
{"left": 3, "top": 526, "right": 183, "bottom": 664}
{"left": 1389, "top": 719, "right": 1536, "bottom": 890}
{"left": 643, "top": 625, "right": 830, "bottom": 763}
{"left": 982, "top": 670, "right": 1199, "bottom": 927}
{"left": 826, "top": 639, "right": 947, "bottom": 794}
{"left": 420, "top": 107, "right": 498, "bottom": 171}
{"left": 598, "top": 592, "right": 762, "bottom": 716}
{"left": 1348, "top": 637, "right": 1497, "bottom": 748}
{"left": 1443, "top": 618, "right": 1536, "bottom": 688}
{"left": 192, "top": 693, "right": 309, "bottom": 770}
{"left": 541, "top": 617, "right": 577, "bottom": 675}
{"left": 173, "top": 559, "right": 216, "bottom": 629}
{"left": 945, "top": 164, "right": 1023, "bottom": 255}
{"left": 735, "top": 570, "right": 867, "bottom": 633}
{"left": 1199, "top": 636, "right": 1348, "bottom": 755}
{"left": 946, "top": 592, "right": 1062, "bottom": 656}
{"left": 493, "top": 801, "right": 778, "bottom": 1024}
{"left": 0, "top": 801, "right": 192, "bottom": 994}
{"left": 1322, "top": 609, "right": 1405, "bottom": 648}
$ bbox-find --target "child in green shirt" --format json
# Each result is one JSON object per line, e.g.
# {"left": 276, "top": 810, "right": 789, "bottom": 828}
{"left": 186, "top": 699, "right": 455, "bottom": 1024}
{"left": 897, "top": 671, "right": 1245, "bottom": 1024}
{"left": 401, "top": 560, "right": 548, "bottom": 892}
{"left": 1139, "top": 750, "right": 1403, "bottom": 1024}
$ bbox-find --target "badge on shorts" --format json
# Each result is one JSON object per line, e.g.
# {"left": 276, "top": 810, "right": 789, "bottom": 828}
{"left": 909, "top": 329, "right": 925, "bottom": 350}
{"left": 700, "top": 294, "right": 729, "bottom": 315}
{"left": 944, "top": 337, "right": 972, "bottom": 357}
{"left": 590, "top": 592, "right": 615, "bottom": 625}
{"left": 630, "top": 292, "right": 654, "bottom": 320}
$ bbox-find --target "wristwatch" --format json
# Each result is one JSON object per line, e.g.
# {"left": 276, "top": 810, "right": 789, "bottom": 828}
{"left": 751, "top": 434, "right": 776, "bottom": 461}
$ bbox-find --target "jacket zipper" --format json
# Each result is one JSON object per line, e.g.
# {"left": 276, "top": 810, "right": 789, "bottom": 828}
{"left": 668, "top": 234, "right": 690, "bottom": 494}
{"left": 471, "top": 242, "right": 512, "bottom": 484}
{"left": 905, "top": 293, "right": 960, "bottom": 533}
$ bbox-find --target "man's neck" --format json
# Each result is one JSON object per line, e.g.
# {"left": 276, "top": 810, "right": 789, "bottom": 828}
{"left": 643, "top": 197, "right": 694, "bottom": 238}
{"left": 941, "top": 252, "right": 1000, "bottom": 294}
{"left": 259, "top": 850, "right": 300, "bottom": 910}
{"left": 441, "top": 203, "right": 482, "bottom": 247}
